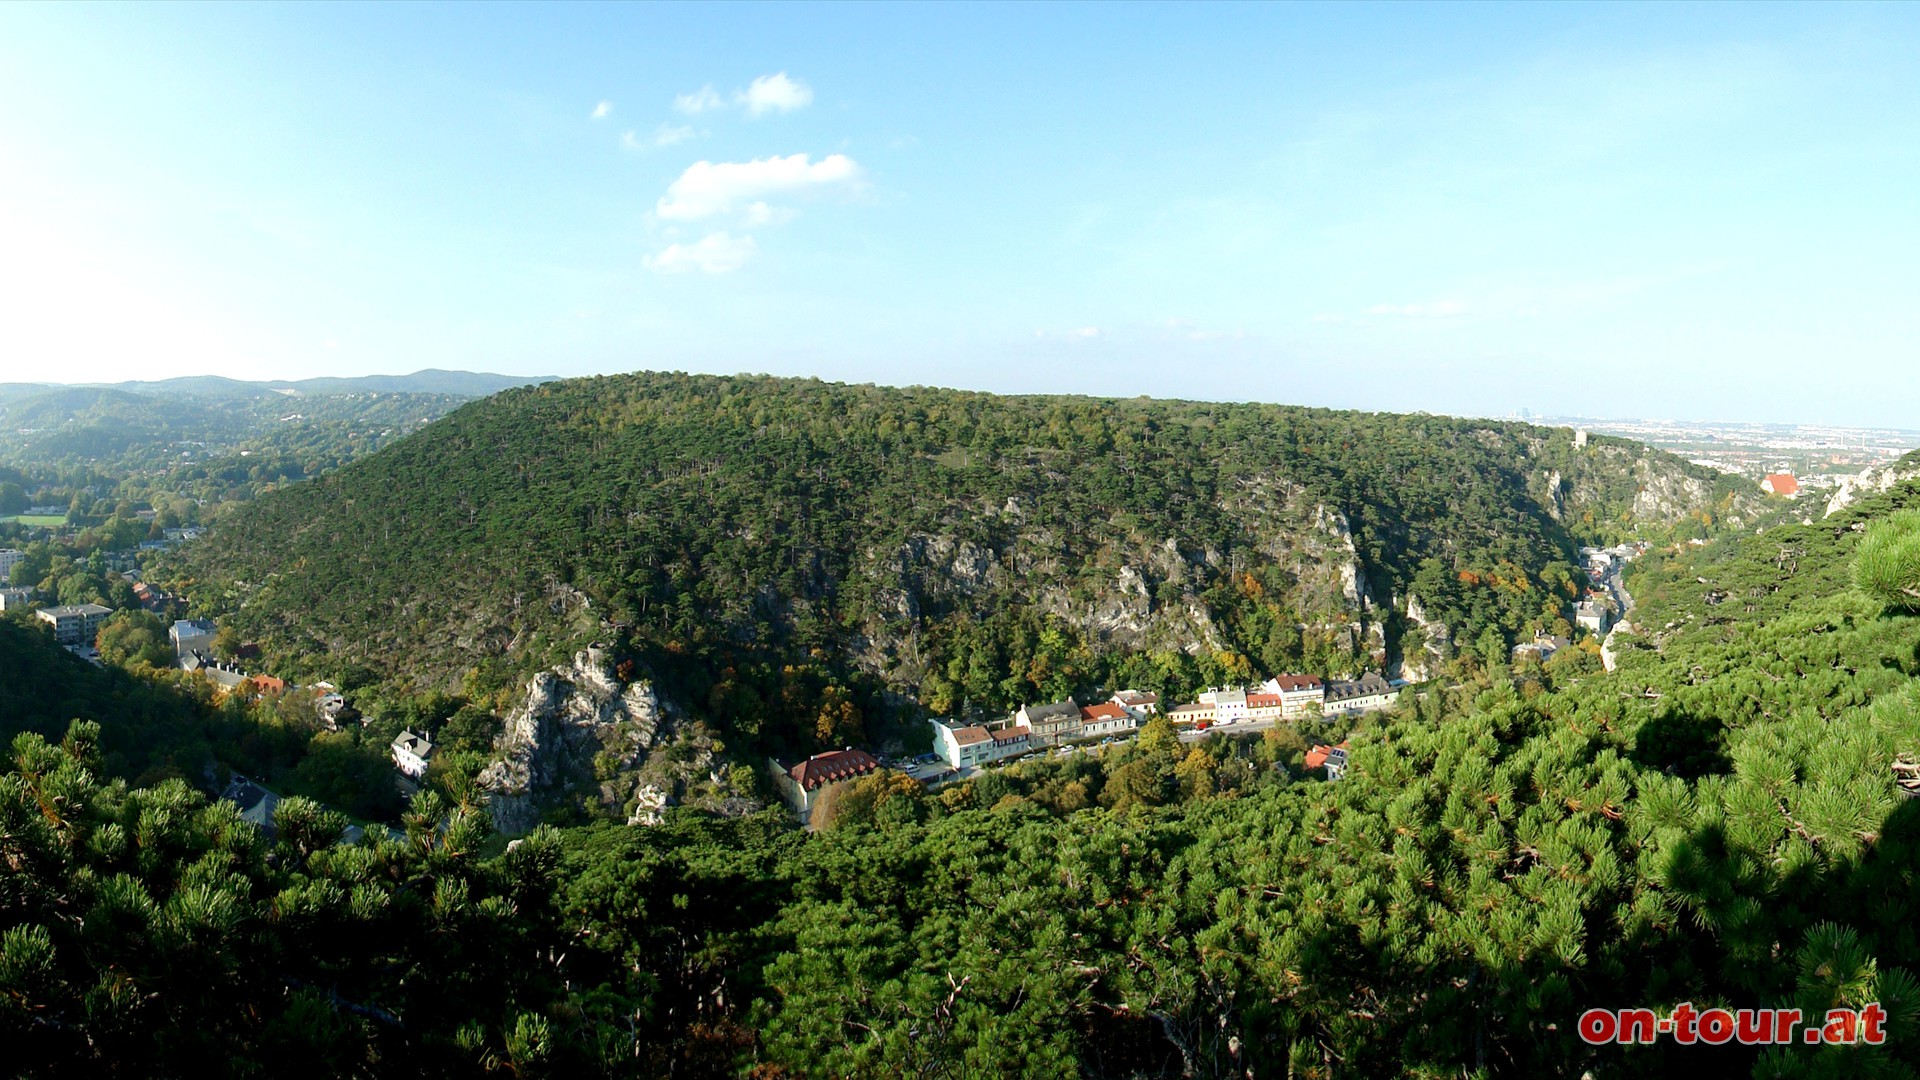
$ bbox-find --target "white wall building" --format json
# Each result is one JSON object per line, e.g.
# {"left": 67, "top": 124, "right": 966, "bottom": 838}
{"left": 1209, "top": 687, "right": 1249, "bottom": 724}
{"left": 171, "top": 619, "right": 217, "bottom": 660}
{"left": 36, "top": 604, "right": 111, "bottom": 646}
{"left": 1078, "top": 702, "right": 1137, "bottom": 737}
{"left": 931, "top": 719, "right": 992, "bottom": 769}
{"left": 391, "top": 729, "right": 435, "bottom": 779}
{"left": 1575, "top": 601, "right": 1612, "bottom": 635}
{"left": 1261, "top": 675, "right": 1326, "bottom": 718}
{"left": 0, "top": 548, "right": 24, "bottom": 583}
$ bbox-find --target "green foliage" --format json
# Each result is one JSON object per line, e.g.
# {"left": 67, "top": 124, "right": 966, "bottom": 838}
{"left": 1854, "top": 509, "right": 1920, "bottom": 612}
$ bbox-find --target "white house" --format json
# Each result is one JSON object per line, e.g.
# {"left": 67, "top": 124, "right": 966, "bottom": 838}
{"left": 0, "top": 586, "right": 32, "bottom": 611}
{"left": 931, "top": 719, "right": 992, "bottom": 768}
{"left": 1244, "top": 692, "right": 1285, "bottom": 721}
{"left": 1575, "top": 601, "right": 1612, "bottom": 635}
{"left": 1261, "top": 674, "right": 1326, "bottom": 717}
{"left": 391, "top": 729, "right": 435, "bottom": 779}
{"left": 0, "top": 548, "right": 24, "bottom": 583}
{"left": 1111, "top": 690, "right": 1159, "bottom": 720}
{"left": 1209, "top": 687, "right": 1249, "bottom": 724}
{"left": 1078, "top": 701, "right": 1136, "bottom": 737}
{"left": 986, "top": 725, "right": 1033, "bottom": 759}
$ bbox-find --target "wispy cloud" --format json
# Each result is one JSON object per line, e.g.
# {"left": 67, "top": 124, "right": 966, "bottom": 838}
{"left": 737, "top": 72, "right": 812, "bottom": 116}
{"left": 672, "top": 73, "right": 813, "bottom": 120}
{"left": 655, "top": 153, "right": 860, "bottom": 221}
{"left": 1368, "top": 300, "right": 1467, "bottom": 318}
{"left": 591, "top": 100, "right": 613, "bottom": 120}
{"left": 653, "top": 123, "right": 695, "bottom": 146}
{"left": 623, "top": 124, "right": 697, "bottom": 151}
{"left": 645, "top": 232, "right": 758, "bottom": 274}
{"left": 673, "top": 85, "right": 725, "bottom": 115}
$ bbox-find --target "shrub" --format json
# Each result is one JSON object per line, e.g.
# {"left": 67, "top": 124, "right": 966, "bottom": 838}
{"left": 1854, "top": 509, "right": 1920, "bottom": 612}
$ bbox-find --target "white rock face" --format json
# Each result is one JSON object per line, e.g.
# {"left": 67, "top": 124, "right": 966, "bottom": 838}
{"left": 1397, "top": 591, "right": 1451, "bottom": 683}
{"left": 1826, "top": 458, "right": 1920, "bottom": 518}
{"left": 1631, "top": 461, "right": 1714, "bottom": 521}
{"left": 479, "top": 645, "right": 662, "bottom": 835}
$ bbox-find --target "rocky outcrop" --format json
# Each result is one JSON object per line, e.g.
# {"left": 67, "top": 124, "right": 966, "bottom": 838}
{"left": 479, "top": 645, "right": 663, "bottom": 835}
{"left": 1396, "top": 592, "right": 1451, "bottom": 683}
{"left": 1825, "top": 456, "right": 1920, "bottom": 518}
{"left": 1630, "top": 460, "right": 1715, "bottom": 522}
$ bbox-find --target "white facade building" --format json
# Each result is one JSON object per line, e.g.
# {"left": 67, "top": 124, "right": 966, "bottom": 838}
{"left": 391, "top": 729, "right": 435, "bottom": 779}
{"left": 1078, "top": 702, "right": 1137, "bottom": 736}
{"left": 171, "top": 619, "right": 217, "bottom": 660}
{"left": 1261, "top": 675, "right": 1326, "bottom": 717}
{"left": 36, "top": 604, "right": 111, "bottom": 646}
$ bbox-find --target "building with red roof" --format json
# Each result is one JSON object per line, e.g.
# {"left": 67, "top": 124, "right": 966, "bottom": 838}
{"left": 1761, "top": 473, "right": 1800, "bottom": 496}
{"left": 787, "top": 749, "right": 880, "bottom": 790}
{"left": 769, "top": 748, "right": 883, "bottom": 826}
{"left": 1260, "top": 674, "right": 1327, "bottom": 717}
{"left": 1079, "top": 701, "right": 1136, "bottom": 736}
{"left": 1304, "top": 741, "right": 1350, "bottom": 780}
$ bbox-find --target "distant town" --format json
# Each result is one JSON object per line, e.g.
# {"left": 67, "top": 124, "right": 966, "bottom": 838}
{"left": 1533, "top": 414, "right": 1919, "bottom": 488}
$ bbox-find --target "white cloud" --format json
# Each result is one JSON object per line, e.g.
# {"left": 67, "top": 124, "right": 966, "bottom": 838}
{"left": 624, "top": 124, "right": 697, "bottom": 151}
{"left": 655, "top": 152, "right": 860, "bottom": 221}
{"left": 592, "top": 100, "right": 613, "bottom": 120}
{"left": 673, "top": 85, "right": 725, "bottom": 114}
{"left": 1368, "top": 300, "right": 1467, "bottom": 318}
{"left": 743, "top": 201, "right": 797, "bottom": 226}
{"left": 737, "top": 72, "right": 812, "bottom": 116}
{"left": 653, "top": 123, "right": 695, "bottom": 146}
{"left": 645, "top": 232, "right": 759, "bottom": 274}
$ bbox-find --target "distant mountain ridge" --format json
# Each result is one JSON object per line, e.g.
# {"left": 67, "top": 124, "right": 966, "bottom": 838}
{"left": 0, "top": 368, "right": 558, "bottom": 401}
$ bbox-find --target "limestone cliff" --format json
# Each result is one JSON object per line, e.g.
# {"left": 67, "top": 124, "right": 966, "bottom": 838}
{"left": 478, "top": 645, "right": 664, "bottom": 835}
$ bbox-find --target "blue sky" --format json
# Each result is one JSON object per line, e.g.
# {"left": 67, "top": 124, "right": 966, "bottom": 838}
{"left": 2, "top": 2, "right": 1917, "bottom": 426}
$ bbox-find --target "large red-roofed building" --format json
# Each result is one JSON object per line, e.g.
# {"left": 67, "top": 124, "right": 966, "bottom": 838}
{"left": 769, "top": 749, "right": 882, "bottom": 826}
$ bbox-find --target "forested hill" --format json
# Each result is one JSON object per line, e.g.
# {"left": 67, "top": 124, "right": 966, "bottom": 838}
{"left": 174, "top": 373, "right": 1753, "bottom": 727}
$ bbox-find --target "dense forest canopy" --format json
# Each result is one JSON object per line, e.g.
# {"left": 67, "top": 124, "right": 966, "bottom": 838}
{"left": 172, "top": 373, "right": 1756, "bottom": 757}
{"left": 5, "top": 442, "right": 1919, "bottom": 1078}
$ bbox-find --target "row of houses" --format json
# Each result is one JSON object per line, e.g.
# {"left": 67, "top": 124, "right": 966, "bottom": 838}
{"left": 1166, "top": 673, "right": 1396, "bottom": 727}
{"left": 925, "top": 671, "right": 1402, "bottom": 771}
{"left": 929, "top": 691, "right": 1165, "bottom": 769}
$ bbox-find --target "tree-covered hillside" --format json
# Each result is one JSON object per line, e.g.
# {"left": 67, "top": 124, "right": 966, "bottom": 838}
{"left": 174, "top": 373, "right": 1755, "bottom": 746}
{"left": 7, "top": 442, "right": 1920, "bottom": 1079}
